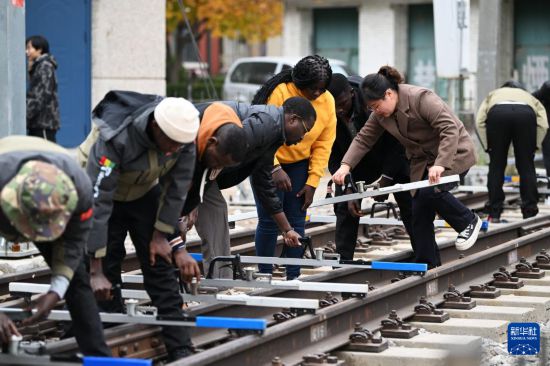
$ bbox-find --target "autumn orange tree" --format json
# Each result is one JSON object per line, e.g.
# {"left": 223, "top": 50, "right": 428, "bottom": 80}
{"left": 166, "top": 0, "right": 283, "bottom": 83}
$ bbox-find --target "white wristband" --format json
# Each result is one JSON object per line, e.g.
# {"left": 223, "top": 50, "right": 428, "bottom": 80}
{"left": 49, "top": 275, "right": 70, "bottom": 299}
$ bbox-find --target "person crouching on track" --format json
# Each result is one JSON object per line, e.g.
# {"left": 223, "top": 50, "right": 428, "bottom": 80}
{"left": 78, "top": 91, "right": 245, "bottom": 361}
{"left": 332, "top": 66, "right": 481, "bottom": 270}
{"left": 250, "top": 55, "right": 336, "bottom": 280}
{"left": 0, "top": 136, "right": 110, "bottom": 356}
{"left": 327, "top": 73, "right": 415, "bottom": 260}
{"left": 476, "top": 80, "right": 548, "bottom": 222}
{"left": 174, "top": 97, "right": 317, "bottom": 279}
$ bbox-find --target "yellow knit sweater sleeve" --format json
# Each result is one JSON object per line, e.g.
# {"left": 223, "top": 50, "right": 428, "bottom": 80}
{"left": 306, "top": 93, "right": 337, "bottom": 187}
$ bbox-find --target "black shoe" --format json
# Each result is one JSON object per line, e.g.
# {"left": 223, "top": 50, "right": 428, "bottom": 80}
{"left": 522, "top": 208, "right": 538, "bottom": 219}
{"left": 455, "top": 215, "right": 482, "bottom": 251}
{"left": 168, "top": 347, "right": 194, "bottom": 361}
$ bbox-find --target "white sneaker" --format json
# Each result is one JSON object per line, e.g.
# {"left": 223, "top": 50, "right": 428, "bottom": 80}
{"left": 455, "top": 215, "right": 481, "bottom": 251}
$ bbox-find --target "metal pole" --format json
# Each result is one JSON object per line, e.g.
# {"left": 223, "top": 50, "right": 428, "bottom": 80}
{"left": 457, "top": 0, "right": 466, "bottom": 112}
{"left": 0, "top": 1, "right": 26, "bottom": 137}
{"left": 540, "top": 325, "right": 550, "bottom": 366}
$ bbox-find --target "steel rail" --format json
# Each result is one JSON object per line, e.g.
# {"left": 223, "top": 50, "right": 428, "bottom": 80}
{"left": 168, "top": 218, "right": 550, "bottom": 365}
{"left": 41, "top": 213, "right": 550, "bottom": 359}
{"left": 5, "top": 192, "right": 520, "bottom": 360}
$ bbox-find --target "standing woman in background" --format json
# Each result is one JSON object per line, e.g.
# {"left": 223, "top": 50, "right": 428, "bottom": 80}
{"left": 332, "top": 66, "right": 480, "bottom": 269}
{"left": 252, "top": 55, "right": 336, "bottom": 279}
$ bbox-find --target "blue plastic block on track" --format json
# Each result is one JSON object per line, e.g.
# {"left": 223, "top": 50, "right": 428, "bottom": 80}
{"left": 371, "top": 261, "right": 427, "bottom": 272}
{"left": 83, "top": 357, "right": 152, "bottom": 366}
{"left": 481, "top": 220, "right": 489, "bottom": 232}
{"left": 190, "top": 253, "right": 203, "bottom": 261}
{"left": 196, "top": 316, "right": 266, "bottom": 330}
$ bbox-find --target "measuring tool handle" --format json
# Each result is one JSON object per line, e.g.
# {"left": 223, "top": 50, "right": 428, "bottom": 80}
{"left": 195, "top": 316, "right": 266, "bottom": 330}
{"left": 190, "top": 252, "right": 203, "bottom": 262}
{"left": 371, "top": 261, "right": 427, "bottom": 272}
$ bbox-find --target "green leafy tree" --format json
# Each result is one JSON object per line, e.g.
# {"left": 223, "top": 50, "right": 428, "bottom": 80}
{"left": 166, "top": 0, "right": 283, "bottom": 83}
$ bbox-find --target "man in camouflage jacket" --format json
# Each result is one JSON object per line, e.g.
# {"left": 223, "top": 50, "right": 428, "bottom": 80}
{"left": 0, "top": 136, "right": 110, "bottom": 356}
{"left": 26, "top": 35, "right": 60, "bottom": 142}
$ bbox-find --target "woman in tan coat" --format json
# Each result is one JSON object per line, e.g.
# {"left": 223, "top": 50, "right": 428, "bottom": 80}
{"left": 332, "top": 66, "right": 480, "bottom": 269}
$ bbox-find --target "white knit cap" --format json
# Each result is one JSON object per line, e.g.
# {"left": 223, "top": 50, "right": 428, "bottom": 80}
{"left": 154, "top": 97, "right": 200, "bottom": 143}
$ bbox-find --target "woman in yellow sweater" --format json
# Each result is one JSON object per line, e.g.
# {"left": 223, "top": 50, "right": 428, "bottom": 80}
{"left": 251, "top": 55, "right": 336, "bottom": 279}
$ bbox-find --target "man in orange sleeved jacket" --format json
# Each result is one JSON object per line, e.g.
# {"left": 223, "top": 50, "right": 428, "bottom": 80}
{"left": 175, "top": 97, "right": 317, "bottom": 279}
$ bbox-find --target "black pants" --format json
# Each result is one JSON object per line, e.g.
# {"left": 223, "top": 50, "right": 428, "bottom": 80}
{"left": 486, "top": 104, "right": 538, "bottom": 218}
{"left": 100, "top": 187, "right": 192, "bottom": 355}
{"left": 412, "top": 175, "right": 475, "bottom": 268}
{"left": 334, "top": 165, "right": 415, "bottom": 260}
{"left": 28, "top": 128, "right": 57, "bottom": 142}
{"left": 34, "top": 244, "right": 110, "bottom": 356}
{"left": 542, "top": 132, "right": 550, "bottom": 182}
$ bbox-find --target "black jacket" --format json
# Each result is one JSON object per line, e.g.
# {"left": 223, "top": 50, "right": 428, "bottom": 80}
{"left": 0, "top": 136, "right": 92, "bottom": 282}
{"left": 328, "top": 76, "right": 409, "bottom": 183}
{"left": 26, "top": 54, "right": 60, "bottom": 130}
{"left": 182, "top": 102, "right": 285, "bottom": 215}
{"left": 79, "top": 91, "right": 196, "bottom": 256}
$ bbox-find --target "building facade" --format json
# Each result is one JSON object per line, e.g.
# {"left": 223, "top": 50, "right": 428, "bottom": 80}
{"left": 26, "top": 0, "right": 165, "bottom": 147}
{"left": 22, "top": 0, "right": 550, "bottom": 145}
{"left": 279, "top": 0, "right": 550, "bottom": 112}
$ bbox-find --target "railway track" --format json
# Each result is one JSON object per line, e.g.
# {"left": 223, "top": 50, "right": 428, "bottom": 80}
{"left": 171, "top": 212, "right": 550, "bottom": 366}
{"left": 0, "top": 190, "right": 539, "bottom": 365}
{"left": 0, "top": 190, "right": 498, "bottom": 293}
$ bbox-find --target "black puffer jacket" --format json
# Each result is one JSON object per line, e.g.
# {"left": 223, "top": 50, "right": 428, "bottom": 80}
{"left": 27, "top": 54, "right": 60, "bottom": 130}
{"left": 182, "top": 102, "right": 285, "bottom": 215}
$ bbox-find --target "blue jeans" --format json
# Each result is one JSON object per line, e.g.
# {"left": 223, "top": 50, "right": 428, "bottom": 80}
{"left": 253, "top": 159, "right": 309, "bottom": 279}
